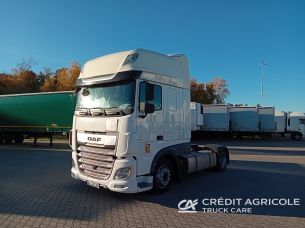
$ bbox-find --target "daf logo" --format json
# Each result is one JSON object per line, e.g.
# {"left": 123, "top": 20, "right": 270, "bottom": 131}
{"left": 87, "top": 136, "right": 102, "bottom": 142}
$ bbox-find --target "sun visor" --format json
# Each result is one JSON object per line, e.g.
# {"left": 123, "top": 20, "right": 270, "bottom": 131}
{"left": 81, "top": 51, "right": 131, "bottom": 79}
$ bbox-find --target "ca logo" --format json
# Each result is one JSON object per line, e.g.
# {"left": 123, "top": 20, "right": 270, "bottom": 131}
{"left": 178, "top": 199, "right": 198, "bottom": 212}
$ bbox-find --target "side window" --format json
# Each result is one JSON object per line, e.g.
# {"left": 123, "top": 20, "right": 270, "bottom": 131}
{"left": 150, "top": 84, "right": 162, "bottom": 111}
{"left": 288, "top": 118, "right": 290, "bottom": 126}
{"left": 139, "top": 82, "right": 146, "bottom": 111}
{"left": 167, "top": 87, "right": 177, "bottom": 111}
{"left": 300, "top": 119, "right": 305, "bottom": 125}
{"left": 138, "top": 81, "right": 162, "bottom": 112}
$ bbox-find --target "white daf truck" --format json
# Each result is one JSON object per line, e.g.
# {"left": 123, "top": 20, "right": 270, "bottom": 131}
{"left": 275, "top": 111, "right": 305, "bottom": 140}
{"left": 70, "top": 49, "right": 229, "bottom": 193}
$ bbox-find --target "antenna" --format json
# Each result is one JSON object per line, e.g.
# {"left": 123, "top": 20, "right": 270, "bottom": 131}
{"left": 260, "top": 61, "right": 268, "bottom": 106}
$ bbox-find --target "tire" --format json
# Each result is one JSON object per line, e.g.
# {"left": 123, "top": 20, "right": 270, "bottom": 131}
{"left": 214, "top": 149, "right": 228, "bottom": 172}
{"left": 4, "top": 137, "right": 13, "bottom": 144}
{"left": 14, "top": 136, "right": 24, "bottom": 144}
{"left": 292, "top": 133, "right": 302, "bottom": 141}
{"left": 153, "top": 159, "right": 173, "bottom": 193}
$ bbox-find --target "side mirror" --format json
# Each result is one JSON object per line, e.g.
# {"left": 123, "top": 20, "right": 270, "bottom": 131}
{"left": 146, "top": 83, "right": 154, "bottom": 101}
{"left": 74, "top": 87, "right": 81, "bottom": 96}
{"left": 145, "top": 103, "right": 155, "bottom": 114}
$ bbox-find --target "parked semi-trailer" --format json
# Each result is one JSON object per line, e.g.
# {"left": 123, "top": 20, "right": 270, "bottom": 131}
{"left": 191, "top": 103, "right": 304, "bottom": 140}
{"left": 200, "top": 104, "right": 230, "bottom": 132}
{"left": 70, "top": 49, "right": 229, "bottom": 193}
{"left": 0, "top": 91, "right": 75, "bottom": 145}
{"left": 191, "top": 104, "right": 275, "bottom": 138}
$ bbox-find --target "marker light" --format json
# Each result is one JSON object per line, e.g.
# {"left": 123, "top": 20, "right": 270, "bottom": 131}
{"left": 123, "top": 53, "right": 138, "bottom": 65}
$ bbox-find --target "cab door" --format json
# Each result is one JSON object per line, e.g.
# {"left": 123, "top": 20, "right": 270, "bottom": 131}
{"left": 136, "top": 80, "right": 164, "bottom": 176}
{"left": 300, "top": 119, "right": 305, "bottom": 136}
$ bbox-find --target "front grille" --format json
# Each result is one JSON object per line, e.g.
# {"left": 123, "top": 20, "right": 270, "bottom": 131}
{"left": 77, "top": 145, "right": 116, "bottom": 180}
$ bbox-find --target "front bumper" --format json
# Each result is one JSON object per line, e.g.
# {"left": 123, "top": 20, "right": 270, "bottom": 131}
{"left": 71, "top": 151, "right": 152, "bottom": 193}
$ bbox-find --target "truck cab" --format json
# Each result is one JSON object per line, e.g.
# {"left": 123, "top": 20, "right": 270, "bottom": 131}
{"left": 70, "top": 49, "right": 229, "bottom": 193}
{"left": 275, "top": 111, "right": 304, "bottom": 140}
{"left": 287, "top": 112, "right": 305, "bottom": 140}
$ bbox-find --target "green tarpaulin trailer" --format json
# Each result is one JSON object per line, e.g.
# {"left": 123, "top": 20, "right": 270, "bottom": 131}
{"left": 0, "top": 91, "right": 75, "bottom": 145}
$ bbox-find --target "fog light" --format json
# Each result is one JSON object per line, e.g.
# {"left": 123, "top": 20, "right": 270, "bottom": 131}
{"left": 114, "top": 185, "right": 128, "bottom": 189}
{"left": 114, "top": 167, "right": 132, "bottom": 179}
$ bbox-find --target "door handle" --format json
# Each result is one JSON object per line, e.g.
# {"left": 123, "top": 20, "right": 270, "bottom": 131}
{"left": 157, "top": 135, "right": 163, "bottom": 140}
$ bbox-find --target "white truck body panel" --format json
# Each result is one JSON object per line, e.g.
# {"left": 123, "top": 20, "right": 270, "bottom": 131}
{"left": 202, "top": 104, "right": 230, "bottom": 131}
{"left": 275, "top": 111, "right": 287, "bottom": 133}
{"left": 229, "top": 106, "right": 259, "bottom": 132}
{"left": 190, "top": 102, "right": 203, "bottom": 131}
{"left": 258, "top": 107, "right": 275, "bottom": 132}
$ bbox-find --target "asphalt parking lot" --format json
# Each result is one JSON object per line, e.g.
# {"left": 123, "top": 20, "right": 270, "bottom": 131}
{"left": 0, "top": 138, "right": 305, "bottom": 228}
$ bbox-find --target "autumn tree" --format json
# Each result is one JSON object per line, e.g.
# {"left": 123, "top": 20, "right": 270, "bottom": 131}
{"left": 0, "top": 59, "right": 80, "bottom": 94}
{"left": 12, "top": 58, "right": 37, "bottom": 73}
{"left": 13, "top": 70, "right": 39, "bottom": 93}
{"left": 191, "top": 79, "right": 207, "bottom": 103}
{"left": 40, "top": 63, "right": 80, "bottom": 92}
{"left": 37, "top": 67, "right": 52, "bottom": 88}
{"left": 12, "top": 59, "right": 39, "bottom": 93}
{"left": 0, "top": 59, "right": 39, "bottom": 94}
{"left": 210, "top": 77, "right": 230, "bottom": 104}
{"left": 0, "top": 74, "right": 15, "bottom": 94}
{"left": 190, "top": 77, "right": 229, "bottom": 104}
{"left": 39, "top": 75, "right": 58, "bottom": 92}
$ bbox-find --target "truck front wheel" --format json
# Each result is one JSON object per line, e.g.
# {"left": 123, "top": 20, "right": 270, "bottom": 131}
{"left": 292, "top": 133, "right": 302, "bottom": 141}
{"left": 153, "top": 159, "right": 173, "bottom": 193}
{"left": 14, "top": 136, "right": 24, "bottom": 144}
{"left": 4, "top": 137, "right": 13, "bottom": 144}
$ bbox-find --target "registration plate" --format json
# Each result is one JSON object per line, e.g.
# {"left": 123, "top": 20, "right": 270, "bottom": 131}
{"left": 87, "top": 180, "right": 100, "bottom": 189}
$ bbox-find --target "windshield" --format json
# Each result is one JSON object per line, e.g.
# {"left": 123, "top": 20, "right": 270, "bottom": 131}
{"left": 76, "top": 80, "right": 136, "bottom": 113}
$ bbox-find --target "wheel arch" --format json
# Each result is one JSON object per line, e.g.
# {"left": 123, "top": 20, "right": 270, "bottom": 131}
{"left": 150, "top": 143, "right": 189, "bottom": 181}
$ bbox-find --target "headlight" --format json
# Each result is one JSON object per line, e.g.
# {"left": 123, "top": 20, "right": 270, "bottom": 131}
{"left": 114, "top": 167, "right": 132, "bottom": 179}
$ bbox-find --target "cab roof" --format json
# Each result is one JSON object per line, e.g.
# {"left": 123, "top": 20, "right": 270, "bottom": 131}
{"left": 79, "top": 49, "right": 190, "bottom": 89}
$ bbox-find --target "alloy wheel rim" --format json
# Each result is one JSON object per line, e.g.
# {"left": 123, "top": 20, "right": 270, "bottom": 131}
{"left": 156, "top": 165, "right": 171, "bottom": 188}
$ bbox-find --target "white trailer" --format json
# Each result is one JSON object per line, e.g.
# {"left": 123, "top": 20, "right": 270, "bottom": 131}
{"left": 258, "top": 107, "right": 275, "bottom": 133}
{"left": 190, "top": 102, "right": 204, "bottom": 131}
{"left": 202, "top": 104, "right": 230, "bottom": 132}
{"left": 70, "top": 49, "right": 229, "bottom": 193}
{"left": 229, "top": 106, "right": 259, "bottom": 132}
{"left": 275, "top": 111, "right": 286, "bottom": 133}
{"left": 192, "top": 104, "right": 275, "bottom": 138}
